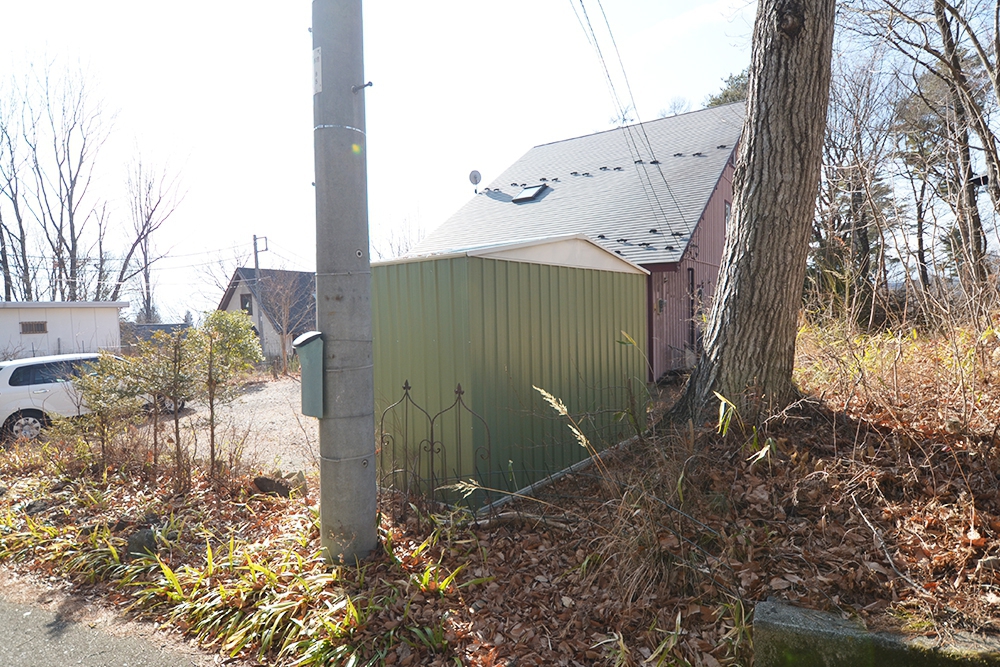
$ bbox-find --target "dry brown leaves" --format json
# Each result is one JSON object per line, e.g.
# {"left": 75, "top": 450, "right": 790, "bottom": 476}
{"left": 5, "top": 328, "right": 1000, "bottom": 665}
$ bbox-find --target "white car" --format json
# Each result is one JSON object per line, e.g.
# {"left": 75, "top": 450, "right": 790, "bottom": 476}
{"left": 0, "top": 353, "right": 186, "bottom": 440}
{"left": 0, "top": 353, "right": 99, "bottom": 439}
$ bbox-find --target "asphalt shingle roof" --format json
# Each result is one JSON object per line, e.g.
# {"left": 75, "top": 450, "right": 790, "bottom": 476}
{"left": 220, "top": 268, "right": 315, "bottom": 336}
{"left": 411, "top": 102, "right": 745, "bottom": 266}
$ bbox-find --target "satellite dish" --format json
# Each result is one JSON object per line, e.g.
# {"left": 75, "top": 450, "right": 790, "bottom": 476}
{"left": 469, "top": 170, "right": 482, "bottom": 186}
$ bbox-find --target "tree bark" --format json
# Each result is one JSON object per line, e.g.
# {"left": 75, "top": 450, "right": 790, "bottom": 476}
{"left": 675, "top": 0, "right": 836, "bottom": 420}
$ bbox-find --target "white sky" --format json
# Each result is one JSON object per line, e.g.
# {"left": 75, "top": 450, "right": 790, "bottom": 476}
{"left": 0, "top": 0, "right": 755, "bottom": 321}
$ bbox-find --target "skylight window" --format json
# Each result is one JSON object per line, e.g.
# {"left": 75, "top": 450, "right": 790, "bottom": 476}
{"left": 512, "top": 184, "right": 547, "bottom": 203}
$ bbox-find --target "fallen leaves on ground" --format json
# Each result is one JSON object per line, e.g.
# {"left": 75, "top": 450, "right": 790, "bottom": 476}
{"left": 1, "top": 327, "right": 1000, "bottom": 664}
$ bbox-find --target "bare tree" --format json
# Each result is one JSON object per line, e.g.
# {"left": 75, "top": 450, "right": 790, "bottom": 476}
{"left": 674, "top": 0, "right": 836, "bottom": 418}
{"left": 198, "top": 249, "right": 253, "bottom": 301}
{"left": 90, "top": 201, "right": 113, "bottom": 301}
{"left": 842, "top": 0, "right": 1000, "bottom": 324}
{"left": 658, "top": 97, "right": 691, "bottom": 117}
{"left": 115, "top": 157, "right": 181, "bottom": 315}
{"left": 21, "top": 65, "right": 112, "bottom": 301}
{"left": 848, "top": 0, "right": 999, "bottom": 237}
{"left": 893, "top": 71, "right": 951, "bottom": 296}
{"left": 810, "top": 49, "right": 901, "bottom": 328}
{"left": 0, "top": 84, "right": 36, "bottom": 301}
{"left": 371, "top": 218, "right": 425, "bottom": 261}
{"left": 1, "top": 66, "right": 184, "bottom": 307}
{"left": 259, "top": 268, "right": 315, "bottom": 373}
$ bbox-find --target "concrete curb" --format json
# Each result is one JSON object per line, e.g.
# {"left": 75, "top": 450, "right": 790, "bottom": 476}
{"left": 754, "top": 600, "right": 1000, "bottom": 666}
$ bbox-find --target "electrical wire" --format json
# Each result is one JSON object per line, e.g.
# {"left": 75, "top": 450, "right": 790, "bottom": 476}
{"left": 593, "top": 0, "right": 689, "bottom": 228}
{"left": 573, "top": 0, "right": 670, "bottom": 235}
{"left": 570, "top": 0, "right": 692, "bottom": 235}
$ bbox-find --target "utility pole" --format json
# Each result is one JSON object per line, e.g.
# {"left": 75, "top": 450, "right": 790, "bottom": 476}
{"left": 311, "top": 0, "right": 377, "bottom": 561}
{"left": 252, "top": 235, "right": 267, "bottom": 351}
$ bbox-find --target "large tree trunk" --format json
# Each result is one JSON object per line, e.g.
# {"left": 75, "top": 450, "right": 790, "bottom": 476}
{"left": 675, "top": 0, "right": 835, "bottom": 420}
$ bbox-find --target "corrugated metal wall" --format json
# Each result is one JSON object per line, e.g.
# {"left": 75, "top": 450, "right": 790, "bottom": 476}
{"left": 372, "top": 258, "right": 475, "bottom": 499}
{"left": 373, "top": 255, "right": 647, "bottom": 504}
{"left": 649, "top": 159, "right": 734, "bottom": 378}
{"left": 466, "top": 257, "right": 646, "bottom": 496}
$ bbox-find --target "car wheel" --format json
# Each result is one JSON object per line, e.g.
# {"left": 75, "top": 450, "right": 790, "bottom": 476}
{"left": 5, "top": 410, "right": 48, "bottom": 440}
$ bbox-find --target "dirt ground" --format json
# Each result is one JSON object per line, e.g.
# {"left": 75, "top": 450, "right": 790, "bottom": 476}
{"left": 182, "top": 375, "right": 320, "bottom": 475}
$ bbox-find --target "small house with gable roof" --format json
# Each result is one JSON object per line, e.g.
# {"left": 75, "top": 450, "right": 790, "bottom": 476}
{"left": 218, "top": 267, "right": 316, "bottom": 361}
{"left": 410, "top": 102, "right": 744, "bottom": 381}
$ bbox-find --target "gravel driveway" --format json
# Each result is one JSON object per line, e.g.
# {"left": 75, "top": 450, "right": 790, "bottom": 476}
{"left": 182, "top": 376, "right": 320, "bottom": 475}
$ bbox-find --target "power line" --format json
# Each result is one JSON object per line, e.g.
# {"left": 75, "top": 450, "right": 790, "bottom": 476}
{"left": 569, "top": 0, "right": 689, "bottom": 230}
{"left": 571, "top": 0, "right": 674, "bottom": 233}
{"left": 593, "top": 0, "right": 688, "bottom": 227}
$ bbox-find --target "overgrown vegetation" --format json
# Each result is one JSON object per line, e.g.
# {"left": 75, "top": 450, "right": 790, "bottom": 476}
{"left": 40, "top": 310, "right": 262, "bottom": 491}
{"left": 4, "top": 305, "right": 1000, "bottom": 665}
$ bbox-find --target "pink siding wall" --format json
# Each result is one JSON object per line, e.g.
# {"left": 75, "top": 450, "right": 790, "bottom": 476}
{"left": 647, "top": 159, "right": 735, "bottom": 380}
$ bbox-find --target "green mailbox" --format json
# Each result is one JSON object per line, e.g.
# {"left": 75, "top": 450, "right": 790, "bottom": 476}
{"left": 293, "top": 331, "right": 324, "bottom": 418}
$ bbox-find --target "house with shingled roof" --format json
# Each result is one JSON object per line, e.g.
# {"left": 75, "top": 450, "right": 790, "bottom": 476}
{"left": 218, "top": 267, "right": 315, "bottom": 362}
{"left": 410, "top": 102, "right": 745, "bottom": 380}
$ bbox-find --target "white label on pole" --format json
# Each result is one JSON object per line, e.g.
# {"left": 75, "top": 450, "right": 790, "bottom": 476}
{"left": 313, "top": 47, "right": 322, "bottom": 94}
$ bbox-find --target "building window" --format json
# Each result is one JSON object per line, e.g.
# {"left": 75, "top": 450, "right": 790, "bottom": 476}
{"left": 724, "top": 201, "right": 732, "bottom": 226}
{"left": 240, "top": 294, "right": 253, "bottom": 315}
{"left": 20, "top": 321, "right": 47, "bottom": 334}
{"left": 512, "top": 184, "right": 548, "bottom": 203}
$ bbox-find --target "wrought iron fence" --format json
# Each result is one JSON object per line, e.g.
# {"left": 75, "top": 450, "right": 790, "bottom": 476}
{"left": 377, "top": 380, "right": 492, "bottom": 506}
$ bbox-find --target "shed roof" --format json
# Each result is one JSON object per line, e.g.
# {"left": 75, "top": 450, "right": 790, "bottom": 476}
{"left": 377, "top": 234, "right": 648, "bottom": 275}
{"left": 0, "top": 301, "right": 129, "bottom": 309}
{"left": 411, "top": 103, "right": 745, "bottom": 266}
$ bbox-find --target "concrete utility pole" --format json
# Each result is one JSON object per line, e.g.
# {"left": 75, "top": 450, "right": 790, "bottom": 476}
{"left": 311, "top": 0, "right": 377, "bottom": 561}
{"left": 252, "top": 235, "right": 267, "bottom": 351}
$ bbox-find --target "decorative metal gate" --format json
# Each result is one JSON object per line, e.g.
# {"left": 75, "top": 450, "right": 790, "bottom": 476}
{"left": 377, "top": 381, "right": 492, "bottom": 506}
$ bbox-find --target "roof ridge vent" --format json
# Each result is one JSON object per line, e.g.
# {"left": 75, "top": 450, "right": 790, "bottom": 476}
{"left": 510, "top": 182, "right": 519, "bottom": 187}
{"left": 649, "top": 228, "right": 659, "bottom": 234}
{"left": 599, "top": 166, "right": 609, "bottom": 171}
{"left": 671, "top": 231, "right": 683, "bottom": 237}
{"left": 634, "top": 159, "right": 644, "bottom": 164}
{"left": 673, "top": 153, "right": 684, "bottom": 157}
{"left": 717, "top": 144, "right": 728, "bottom": 149}
{"left": 539, "top": 177, "right": 548, "bottom": 182}
{"left": 570, "top": 171, "right": 579, "bottom": 176}
{"left": 650, "top": 159, "right": 660, "bottom": 165}
{"left": 551, "top": 177, "right": 559, "bottom": 182}
{"left": 613, "top": 166, "right": 623, "bottom": 171}
{"left": 597, "top": 234, "right": 606, "bottom": 239}
{"left": 581, "top": 172, "right": 591, "bottom": 177}
{"left": 693, "top": 152, "right": 704, "bottom": 157}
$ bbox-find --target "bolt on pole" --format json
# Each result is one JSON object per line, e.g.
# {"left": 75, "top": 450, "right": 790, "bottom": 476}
{"left": 311, "top": 0, "right": 377, "bottom": 562}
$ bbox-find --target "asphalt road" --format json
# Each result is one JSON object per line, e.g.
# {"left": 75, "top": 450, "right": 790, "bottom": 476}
{"left": 0, "top": 597, "right": 215, "bottom": 667}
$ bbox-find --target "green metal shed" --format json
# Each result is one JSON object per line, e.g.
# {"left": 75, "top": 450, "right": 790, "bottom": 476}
{"left": 372, "top": 234, "right": 648, "bottom": 506}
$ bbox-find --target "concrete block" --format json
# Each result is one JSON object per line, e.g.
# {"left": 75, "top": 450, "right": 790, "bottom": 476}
{"left": 754, "top": 600, "right": 1000, "bottom": 666}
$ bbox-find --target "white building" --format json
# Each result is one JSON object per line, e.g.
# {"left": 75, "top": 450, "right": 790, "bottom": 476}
{"left": 217, "top": 268, "right": 315, "bottom": 360}
{"left": 0, "top": 302, "right": 128, "bottom": 359}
